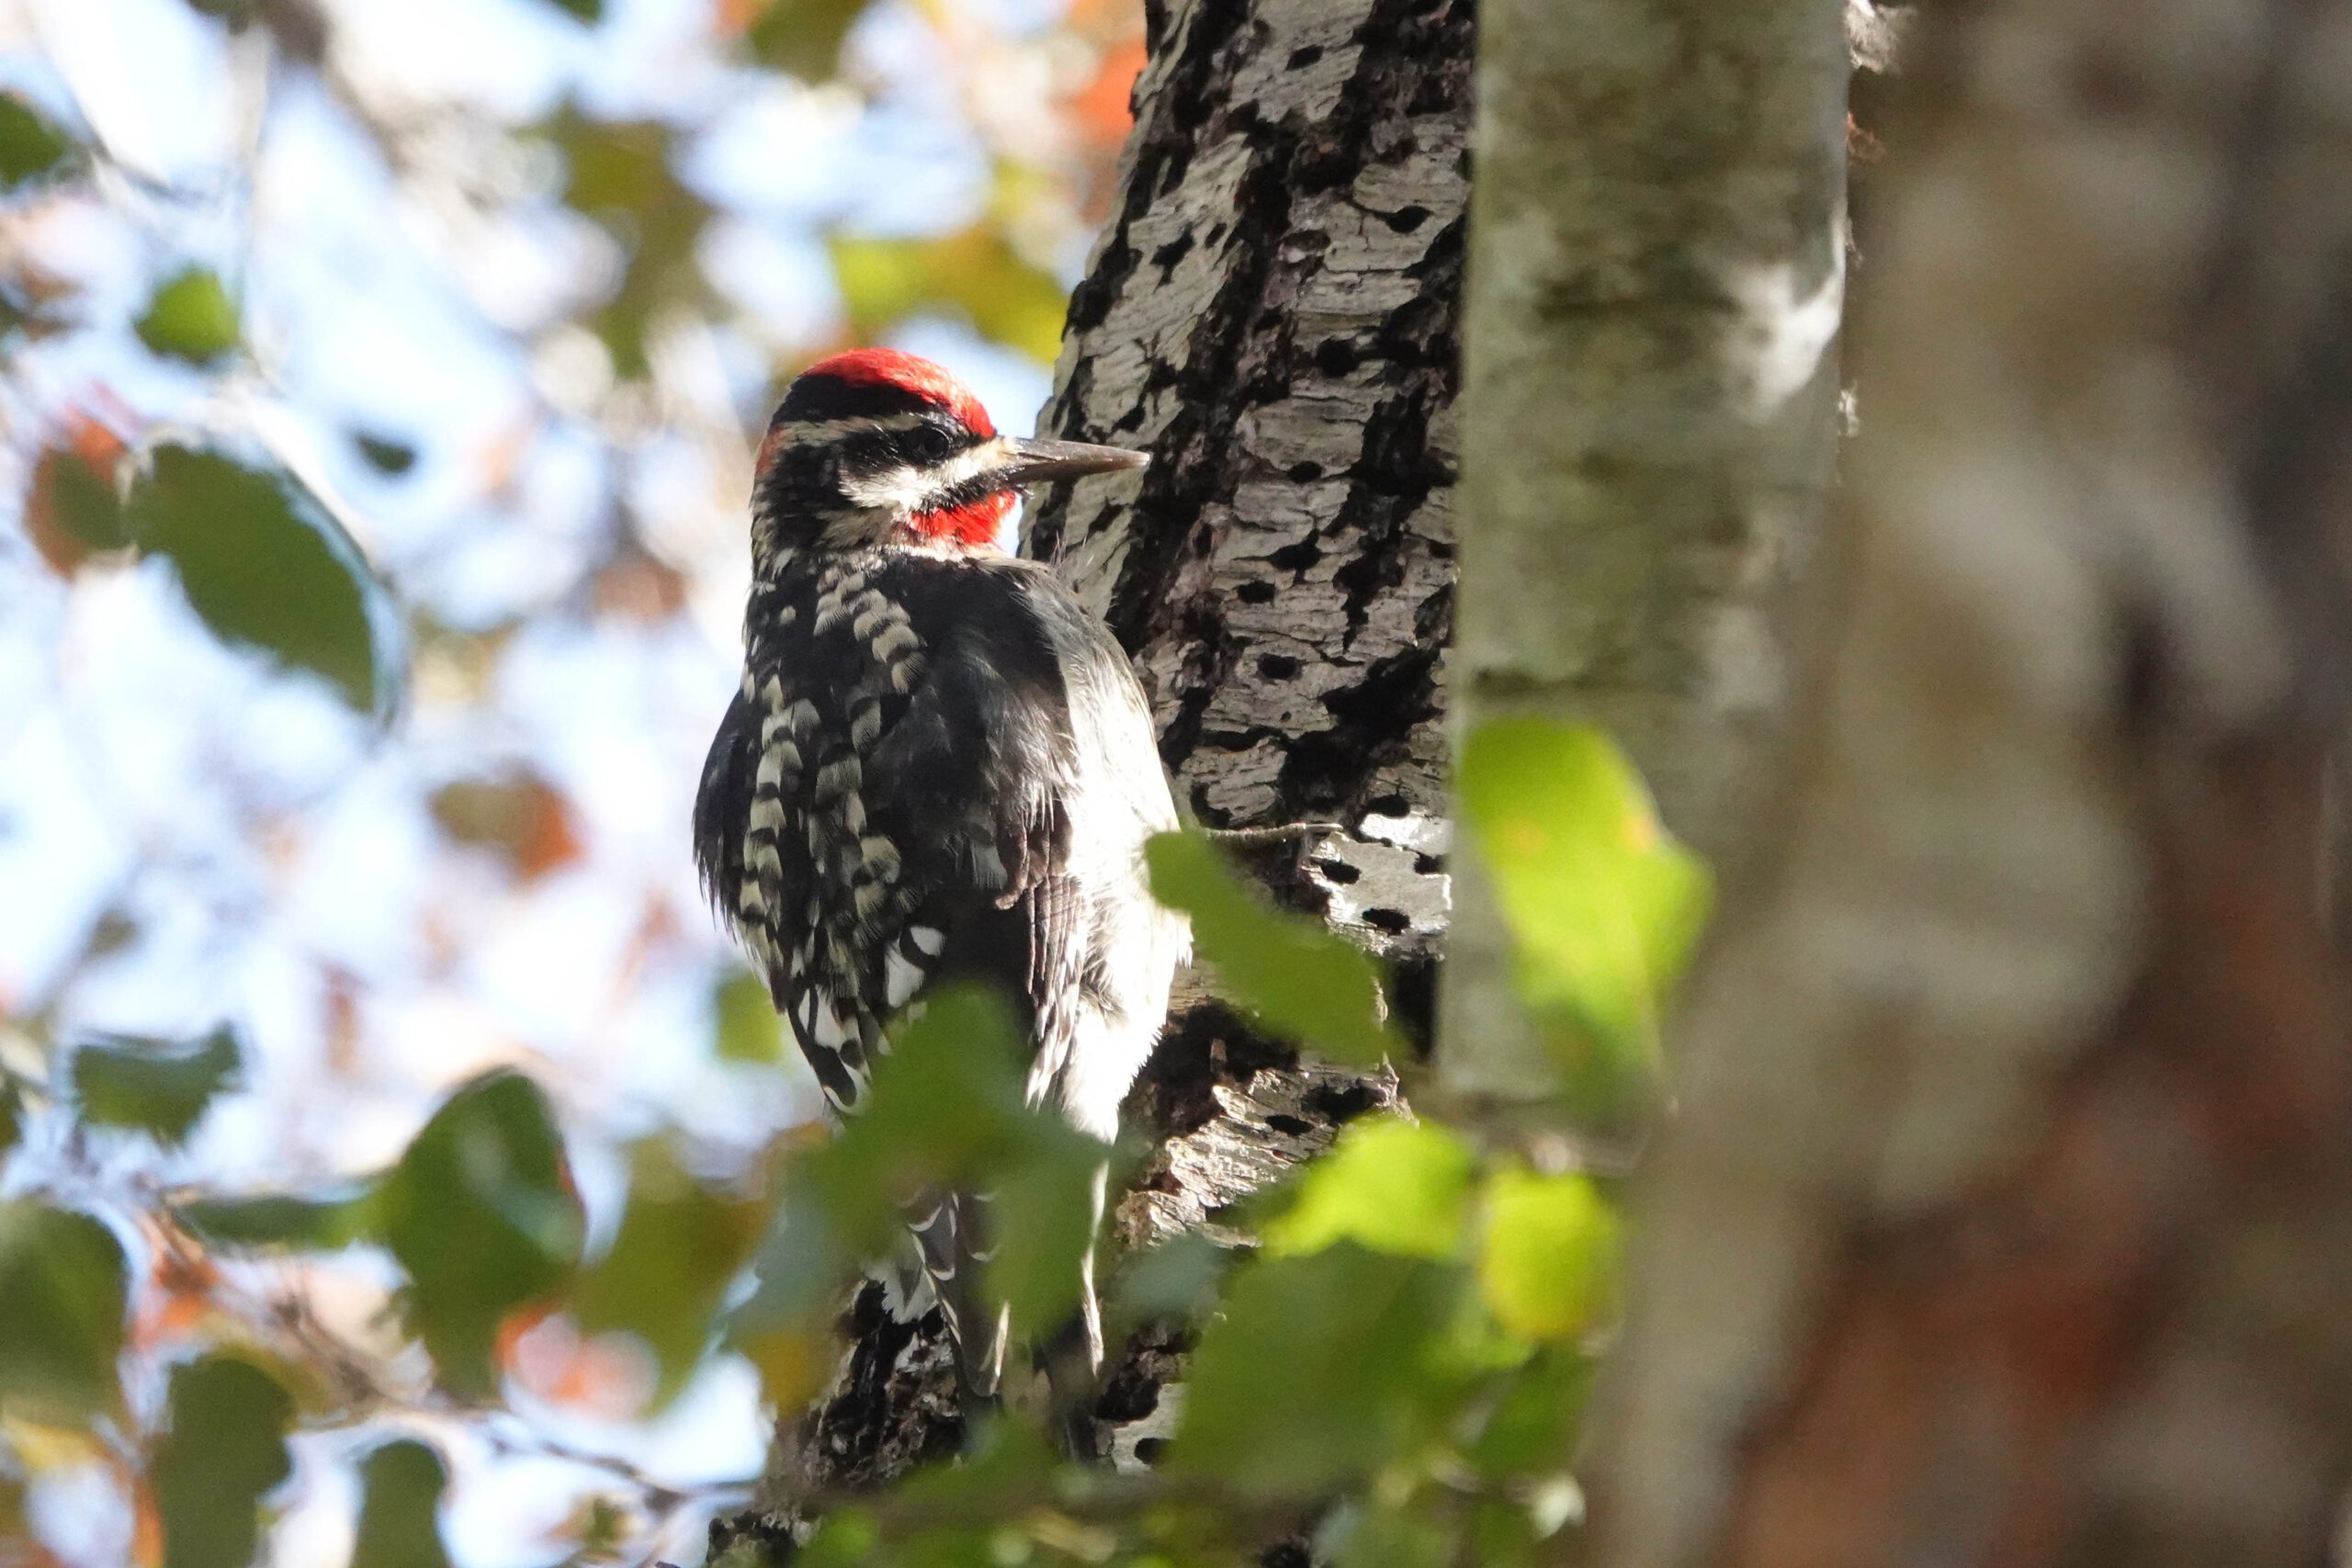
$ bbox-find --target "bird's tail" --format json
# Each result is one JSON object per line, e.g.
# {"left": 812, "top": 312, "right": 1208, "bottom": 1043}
{"left": 897, "top": 1188, "right": 1007, "bottom": 1400}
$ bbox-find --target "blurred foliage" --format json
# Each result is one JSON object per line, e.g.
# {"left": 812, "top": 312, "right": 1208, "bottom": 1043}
{"left": 69, "top": 1026, "right": 243, "bottom": 1145}
{"left": 0, "top": 1202, "right": 128, "bottom": 1427}
{"left": 151, "top": 1356, "right": 294, "bottom": 1568}
{"left": 0, "top": 93, "right": 74, "bottom": 191}
{"left": 572, "top": 1136, "right": 766, "bottom": 1407}
{"left": 742, "top": 0, "right": 869, "bottom": 80}
{"left": 379, "top": 1070, "right": 585, "bottom": 1396}
{"left": 832, "top": 226, "right": 1073, "bottom": 366}
{"left": 348, "top": 1440, "right": 456, "bottom": 1568}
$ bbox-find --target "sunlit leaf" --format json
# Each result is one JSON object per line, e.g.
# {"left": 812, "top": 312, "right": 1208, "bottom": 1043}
{"left": 379, "top": 1070, "right": 585, "bottom": 1396}
{"left": 742, "top": 0, "right": 871, "bottom": 81}
{"left": 152, "top": 1355, "right": 292, "bottom": 1568}
{"left": 1262, "top": 1116, "right": 1474, "bottom": 1261}
{"left": 571, "top": 1137, "right": 766, "bottom": 1407}
{"left": 124, "top": 444, "right": 394, "bottom": 714}
{"left": 134, "top": 266, "right": 240, "bottom": 366}
{"left": 175, "top": 1180, "right": 379, "bottom": 1250}
{"left": 70, "top": 1026, "right": 241, "bottom": 1145}
{"left": 1175, "top": 1244, "right": 1459, "bottom": 1497}
{"left": 1456, "top": 719, "right": 1711, "bottom": 1111}
{"left": 1476, "top": 1166, "right": 1620, "bottom": 1345}
{"left": 712, "top": 966, "right": 784, "bottom": 1065}
{"left": 1146, "top": 830, "right": 1401, "bottom": 1066}
{"left": 350, "top": 1438, "right": 453, "bottom": 1568}
{"left": 0, "top": 1202, "right": 128, "bottom": 1427}
{"left": 0, "top": 94, "right": 74, "bottom": 191}
{"left": 831, "top": 225, "right": 1070, "bottom": 364}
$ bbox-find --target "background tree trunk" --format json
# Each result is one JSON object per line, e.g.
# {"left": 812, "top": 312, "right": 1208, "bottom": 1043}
{"left": 713, "top": 0, "right": 1473, "bottom": 1547}
{"left": 1584, "top": 1, "right": 2352, "bottom": 1562}
{"left": 1442, "top": 0, "right": 1851, "bottom": 1105}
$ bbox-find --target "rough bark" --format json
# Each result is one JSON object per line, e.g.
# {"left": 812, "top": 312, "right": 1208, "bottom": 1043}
{"left": 1441, "top": 0, "right": 1851, "bottom": 1102}
{"left": 711, "top": 0, "right": 1471, "bottom": 1550}
{"left": 1587, "top": 1, "right": 2352, "bottom": 1563}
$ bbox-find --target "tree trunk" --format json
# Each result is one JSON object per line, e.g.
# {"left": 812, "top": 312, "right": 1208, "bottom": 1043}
{"left": 711, "top": 0, "right": 1472, "bottom": 1549}
{"left": 1585, "top": 1, "right": 2352, "bottom": 1562}
{"left": 1441, "top": 0, "right": 1851, "bottom": 1103}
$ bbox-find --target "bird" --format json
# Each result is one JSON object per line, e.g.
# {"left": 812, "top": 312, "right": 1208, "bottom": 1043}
{"left": 693, "top": 346, "right": 1188, "bottom": 1404}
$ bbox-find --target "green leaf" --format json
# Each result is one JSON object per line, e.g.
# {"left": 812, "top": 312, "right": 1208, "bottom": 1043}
{"left": 0, "top": 1076, "right": 21, "bottom": 1159}
{"left": 537, "top": 0, "right": 602, "bottom": 21}
{"left": 379, "top": 1070, "right": 584, "bottom": 1396}
{"left": 831, "top": 226, "right": 1069, "bottom": 365}
{"left": 1174, "top": 1244, "right": 1460, "bottom": 1497}
{"left": 350, "top": 1438, "right": 453, "bottom": 1568}
{"left": 70, "top": 1026, "right": 242, "bottom": 1144}
{"left": 712, "top": 966, "right": 784, "bottom": 1064}
{"left": 1457, "top": 719, "right": 1711, "bottom": 1111}
{"left": 1476, "top": 1166, "right": 1620, "bottom": 1345}
{"left": 175, "top": 1180, "right": 379, "bottom": 1250}
{"left": 124, "top": 444, "right": 393, "bottom": 714}
{"left": 763, "top": 986, "right": 1104, "bottom": 1341}
{"left": 744, "top": 0, "right": 871, "bottom": 81}
{"left": 152, "top": 1356, "right": 293, "bottom": 1568}
{"left": 35, "top": 442, "right": 130, "bottom": 556}
{"left": 0, "top": 1202, "right": 128, "bottom": 1426}
{"left": 1462, "top": 1347, "right": 1594, "bottom": 1479}
{"left": 0, "top": 94, "right": 74, "bottom": 191}
{"left": 1146, "top": 830, "right": 1402, "bottom": 1066}
{"left": 1262, "top": 1116, "right": 1475, "bottom": 1260}
{"left": 790, "top": 1509, "right": 881, "bottom": 1568}
{"left": 828, "top": 987, "right": 1103, "bottom": 1331}
{"left": 572, "top": 1137, "right": 765, "bottom": 1407}
{"left": 134, "top": 266, "right": 241, "bottom": 365}
{"left": 1325, "top": 1502, "right": 1450, "bottom": 1568}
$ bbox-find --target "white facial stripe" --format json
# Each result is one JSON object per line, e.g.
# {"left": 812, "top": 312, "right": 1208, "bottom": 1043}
{"left": 838, "top": 437, "right": 1011, "bottom": 516}
{"left": 762, "top": 412, "right": 933, "bottom": 457}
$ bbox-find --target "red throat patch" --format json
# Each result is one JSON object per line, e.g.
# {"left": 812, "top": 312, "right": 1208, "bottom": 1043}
{"left": 912, "top": 491, "right": 1015, "bottom": 547}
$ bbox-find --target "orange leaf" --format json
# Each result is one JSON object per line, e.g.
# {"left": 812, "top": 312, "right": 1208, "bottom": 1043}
{"left": 24, "top": 408, "right": 130, "bottom": 576}
{"left": 1069, "top": 39, "right": 1146, "bottom": 148}
{"left": 430, "top": 773, "right": 584, "bottom": 882}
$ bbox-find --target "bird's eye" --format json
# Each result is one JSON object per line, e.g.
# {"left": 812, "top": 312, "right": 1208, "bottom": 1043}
{"left": 892, "top": 421, "right": 958, "bottom": 465}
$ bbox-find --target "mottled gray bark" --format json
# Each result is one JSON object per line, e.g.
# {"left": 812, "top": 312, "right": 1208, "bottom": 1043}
{"left": 1440, "top": 0, "right": 1851, "bottom": 1103}
{"left": 1587, "top": 1, "right": 2352, "bottom": 1562}
{"left": 710, "top": 0, "right": 1470, "bottom": 1551}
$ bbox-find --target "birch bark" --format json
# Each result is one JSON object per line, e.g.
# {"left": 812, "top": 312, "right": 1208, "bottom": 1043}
{"left": 1588, "top": 2, "right": 2352, "bottom": 1562}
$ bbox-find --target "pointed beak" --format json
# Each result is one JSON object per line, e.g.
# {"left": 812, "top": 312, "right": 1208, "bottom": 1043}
{"left": 1000, "top": 436, "right": 1150, "bottom": 488}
